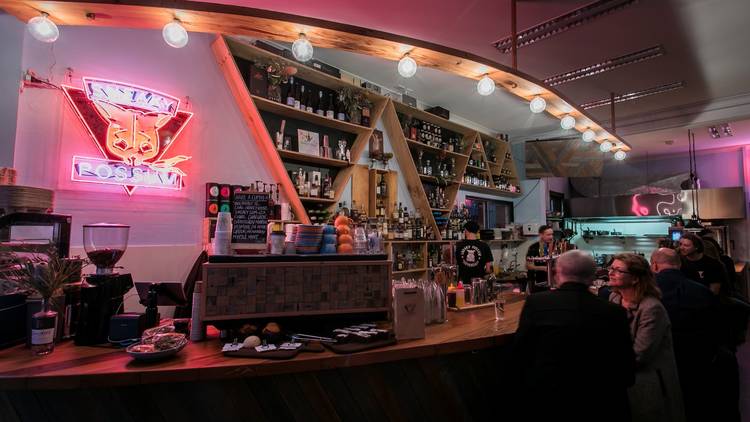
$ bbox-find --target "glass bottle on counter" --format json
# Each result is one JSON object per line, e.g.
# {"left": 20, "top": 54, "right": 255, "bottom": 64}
{"left": 31, "top": 298, "right": 57, "bottom": 356}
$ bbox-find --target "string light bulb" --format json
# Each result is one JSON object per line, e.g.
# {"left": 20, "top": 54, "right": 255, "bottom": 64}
{"left": 292, "top": 33, "right": 314, "bottom": 62}
{"left": 398, "top": 53, "right": 417, "bottom": 78}
{"left": 529, "top": 96, "right": 546, "bottom": 113}
{"left": 560, "top": 114, "right": 576, "bottom": 130}
{"left": 477, "top": 74, "right": 496, "bottom": 96}
{"left": 582, "top": 129, "right": 596, "bottom": 143}
{"left": 599, "top": 140, "right": 613, "bottom": 152}
{"left": 162, "top": 20, "right": 188, "bottom": 48}
{"left": 27, "top": 13, "right": 59, "bottom": 43}
{"left": 614, "top": 150, "right": 627, "bottom": 160}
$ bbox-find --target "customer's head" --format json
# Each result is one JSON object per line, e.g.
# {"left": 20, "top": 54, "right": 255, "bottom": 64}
{"left": 538, "top": 225, "right": 554, "bottom": 244}
{"left": 554, "top": 250, "right": 596, "bottom": 286}
{"left": 608, "top": 253, "right": 661, "bottom": 302}
{"left": 650, "top": 248, "right": 681, "bottom": 273}
{"left": 679, "top": 233, "right": 704, "bottom": 258}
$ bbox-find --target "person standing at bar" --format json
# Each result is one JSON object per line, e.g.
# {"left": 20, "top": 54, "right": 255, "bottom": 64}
{"left": 651, "top": 247, "right": 720, "bottom": 422}
{"left": 608, "top": 253, "right": 685, "bottom": 422}
{"left": 454, "top": 221, "right": 493, "bottom": 285}
{"left": 525, "top": 225, "right": 556, "bottom": 292}
{"left": 678, "top": 233, "right": 728, "bottom": 295}
{"left": 510, "top": 250, "right": 634, "bottom": 422}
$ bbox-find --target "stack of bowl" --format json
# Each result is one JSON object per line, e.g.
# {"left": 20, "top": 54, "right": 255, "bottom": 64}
{"left": 320, "top": 225, "right": 338, "bottom": 254}
{"left": 294, "top": 225, "right": 324, "bottom": 254}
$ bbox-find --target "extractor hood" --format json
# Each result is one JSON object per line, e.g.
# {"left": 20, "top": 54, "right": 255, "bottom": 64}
{"left": 567, "top": 187, "right": 745, "bottom": 219}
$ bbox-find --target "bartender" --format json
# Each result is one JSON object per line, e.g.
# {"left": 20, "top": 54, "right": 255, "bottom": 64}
{"left": 526, "top": 225, "right": 557, "bottom": 292}
{"left": 455, "top": 221, "right": 493, "bottom": 284}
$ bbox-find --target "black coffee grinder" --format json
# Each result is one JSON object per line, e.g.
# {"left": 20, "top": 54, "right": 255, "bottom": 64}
{"left": 75, "top": 223, "right": 133, "bottom": 345}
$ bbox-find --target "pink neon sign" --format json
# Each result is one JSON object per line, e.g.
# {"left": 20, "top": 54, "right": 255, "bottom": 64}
{"left": 62, "top": 77, "right": 193, "bottom": 195}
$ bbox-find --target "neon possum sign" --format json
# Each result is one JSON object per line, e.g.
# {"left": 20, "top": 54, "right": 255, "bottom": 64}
{"left": 62, "top": 77, "right": 193, "bottom": 195}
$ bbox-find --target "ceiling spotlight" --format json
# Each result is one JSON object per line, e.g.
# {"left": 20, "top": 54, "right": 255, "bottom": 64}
{"left": 477, "top": 74, "right": 496, "bottom": 96}
{"left": 162, "top": 20, "right": 188, "bottom": 48}
{"left": 529, "top": 96, "right": 546, "bottom": 113}
{"left": 614, "top": 150, "right": 627, "bottom": 160}
{"left": 292, "top": 33, "right": 314, "bottom": 62}
{"left": 582, "top": 129, "right": 596, "bottom": 142}
{"left": 398, "top": 53, "right": 417, "bottom": 78}
{"left": 27, "top": 12, "right": 59, "bottom": 43}
{"left": 599, "top": 140, "right": 613, "bottom": 152}
{"left": 560, "top": 114, "right": 576, "bottom": 130}
{"left": 721, "top": 123, "right": 733, "bottom": 137}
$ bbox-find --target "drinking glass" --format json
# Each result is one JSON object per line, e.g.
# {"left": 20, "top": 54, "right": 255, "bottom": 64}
{"left": 494, "top": 283, "right": 513, "bottom": 321}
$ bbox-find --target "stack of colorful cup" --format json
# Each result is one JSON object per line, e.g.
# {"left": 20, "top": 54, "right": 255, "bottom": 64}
{"left": 320, "top": 225, "right": 337, "bottom": 254}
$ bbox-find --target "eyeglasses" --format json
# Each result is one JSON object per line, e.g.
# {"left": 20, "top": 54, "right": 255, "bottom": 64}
{"left": 607, "top": 267, "right": 631, "bottom": 275}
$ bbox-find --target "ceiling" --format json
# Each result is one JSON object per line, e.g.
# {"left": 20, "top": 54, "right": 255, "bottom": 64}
{"left": 207, "top": 0, "right": 750, "bottom": 157}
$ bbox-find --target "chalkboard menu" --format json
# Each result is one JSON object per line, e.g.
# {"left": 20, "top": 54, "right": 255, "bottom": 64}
{"left": 231, "top": 192, "right": 269, "bottom": 246}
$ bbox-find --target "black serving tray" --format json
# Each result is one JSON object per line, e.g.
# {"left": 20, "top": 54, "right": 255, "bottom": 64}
{"left": 208, "top": 254, "right": 388, "bottom": 264}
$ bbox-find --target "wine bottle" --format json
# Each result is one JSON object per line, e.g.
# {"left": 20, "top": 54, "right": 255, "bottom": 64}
{"left": 294, "top": 83, "right": 302, "bottom": 110}
{"left": 286, "top": 77, "right": 295, "bottom": 107}
{"left": 326, "top": 93, "right": 335, "bottom": 119}
{"left": 336, "top": 94, "right": 346, "bottom": 121}
{"left": 305, "top": 86, "right": 314, "bottom": 113}
{"left": 315, "top": 91, "right": 325, "bottom": 115}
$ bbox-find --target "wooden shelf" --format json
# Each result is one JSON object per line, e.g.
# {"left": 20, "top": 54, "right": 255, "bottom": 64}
{"left": 392, "top": 101, "right": 477, "bottom": 137}
{"left": 386, "top": 240, "right": 429, "bottom": 244}
{"left": 465, "top": 165, "right": 489, "bottom": 172}
{"left": 298, "top": 197, "right": 338, "bottom": 204}
{"left": 393, "top": 268, "right": 427, "bottom": 275}
{"left": 277, "top": 149, "right": 350, "bottom": 167}
{"left": 431, "top": 208, "right": 451, "bottom": 213}
{"left": 253, "top": 95, "right": 371, "bottom": 135}
{"left": 460, "top": 183, "right": 521, "bottom": 197}
{"left": 405, "top": 139, "right": 468, "bottom": 159}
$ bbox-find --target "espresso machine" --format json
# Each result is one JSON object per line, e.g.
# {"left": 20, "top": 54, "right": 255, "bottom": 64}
{"left": 75, "top": 223, "right": 133, "bottom": 345}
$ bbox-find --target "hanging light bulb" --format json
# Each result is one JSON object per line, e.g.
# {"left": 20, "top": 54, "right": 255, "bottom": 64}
{"left": 529, "top": 96, "right": 546, "bottom": 113}
{"left": 27, "top": 13, "right": 59, "bottom": 43}
{"left": 477, "top": 74, "right": 496, "bottom": 96}
{"left": 398, "top": 53, "right": 417, "bottom": 78}
{"left": 582, "top": 129, "right": 596, "bottom": 143}
{"left": 599, "top": 140, "right": 613, "bottom": 152}
{"left": 614, "top": 150, "right": 627, "bottom": 161}
{"left": 560, "top": 114, "right": 576, "bottom": 130}
{"left": 292, "top": 33, "right": 314, "bottom": 62}
{"left": 162, "top": 20, "right": 188, "bottom": 48}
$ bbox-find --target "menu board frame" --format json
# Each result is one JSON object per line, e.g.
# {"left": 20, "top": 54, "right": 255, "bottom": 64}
{"left": 230, "top": 191, "right": 270, "bottom": 251}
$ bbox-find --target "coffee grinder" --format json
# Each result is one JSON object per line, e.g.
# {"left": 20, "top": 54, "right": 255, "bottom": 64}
{"left": 75, "top": 223, "right": 133, "bottom": 345}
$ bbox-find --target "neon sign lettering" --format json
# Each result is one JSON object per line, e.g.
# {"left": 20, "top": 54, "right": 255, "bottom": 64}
{"left": 62, "top": 77, "right": 193, "bottom": 195}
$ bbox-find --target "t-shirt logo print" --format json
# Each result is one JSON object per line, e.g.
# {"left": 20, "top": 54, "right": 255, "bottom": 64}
{"left": 461, "top": 246, "right": 481, "bottom": 268}
{"left": 698, "top": 270, "right": 704, "bottom": 279}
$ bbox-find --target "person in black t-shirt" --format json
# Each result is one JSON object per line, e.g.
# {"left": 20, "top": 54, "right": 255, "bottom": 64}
{"left": 526, "top": 225, "right": 556, "bottom": 292}
{"left": 455, "top": 221, "right": 493, "bottom": 284}
{"left": 678, "top": 233, "right": 728, "bottom": 296}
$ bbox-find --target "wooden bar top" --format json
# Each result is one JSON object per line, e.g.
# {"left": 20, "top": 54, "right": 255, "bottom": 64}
{"left": 0, "top": 301, "right": 523, "bottom": 391}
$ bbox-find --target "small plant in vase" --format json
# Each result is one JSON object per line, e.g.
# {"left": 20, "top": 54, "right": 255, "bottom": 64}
{"left": 3, "top": 245, "right": 84, "bottom": 356}
{"left": 338, "top": 88, "right": 369, "bottom": 125}
{"left": 261, "top": 61, "right": 297, "bottom": 103}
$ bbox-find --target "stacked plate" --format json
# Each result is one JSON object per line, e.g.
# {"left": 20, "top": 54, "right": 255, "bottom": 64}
{"left": 0, "top": 186, "right": 54, "bottom": 214}
{"left": 295, "top": 224, "right": 324, "bottom": 254}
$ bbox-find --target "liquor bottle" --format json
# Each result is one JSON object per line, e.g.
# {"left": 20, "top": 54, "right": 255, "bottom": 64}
{"left": 286, "top": 77, "right": 296, "bottom": 106}
{"left": 326, "top": 93, "right": 335, "bottom": 119}
{"left": 336, "top": 95, "right": 346, "bottom": 121}
{"left": 294, "top": 83, "right": 302, "bottom": 110}
{"left": 305, "top": 87, "right": 314, "bottom": 113}
{"left": 30, "top": 298, "right": 57, "bottom": 356}
{"left": 361, "top": 106, "right": 371, "bottom": 127}
{"left": 316, "top": 91, "right": 325, "bottom": 115}
{"left": 380, "top": 175, "right": 387, "bottom": 197}
{"left": 398, "top": 203, "right": 404, "bottom": 224}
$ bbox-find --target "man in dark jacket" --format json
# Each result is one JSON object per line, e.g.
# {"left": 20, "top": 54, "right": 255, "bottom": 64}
{"left": 511, "top": 250, "right": 635, "bottom": 422}
{"left": 651, "top": 247, "right": 720, "bottom": 422}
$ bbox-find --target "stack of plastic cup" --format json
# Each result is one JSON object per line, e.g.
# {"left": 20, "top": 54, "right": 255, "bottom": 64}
{"left": 212, "top": 212, "right": 232, "bottom": 255}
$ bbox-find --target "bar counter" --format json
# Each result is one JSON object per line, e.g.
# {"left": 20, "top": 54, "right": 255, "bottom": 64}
{"left": 0, "top": 301, "right": 523, "bottom": 391}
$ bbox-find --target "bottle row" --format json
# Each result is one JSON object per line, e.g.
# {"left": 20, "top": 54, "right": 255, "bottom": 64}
{"left": 274, "top": 120, "right": 352, "bottom": 161}
{"left": 276, "top": 76, "right": 372, "bottom": 126}
{"left": 292, "top": 168, "right": 335, "bottom": 199}
{"left": 399, "top": 113, "right": 463, "bottom": 152}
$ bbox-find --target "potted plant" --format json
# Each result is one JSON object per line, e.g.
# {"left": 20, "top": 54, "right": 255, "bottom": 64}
{"left": 261, "top": 61, "right": 297, "bottom": 103}
{"left": 3, "top": 245, "right": 83, "bottom": 355}
{"left": 338, "top": 88, "right": 370, "bottom": 125}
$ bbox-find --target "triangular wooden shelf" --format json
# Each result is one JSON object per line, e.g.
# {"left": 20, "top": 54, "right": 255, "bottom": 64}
{"left": 212, "top": 34, "right": 522, "bottom": 232}
{"left": 211, "top": 35, "right": 387, "bottom": 224}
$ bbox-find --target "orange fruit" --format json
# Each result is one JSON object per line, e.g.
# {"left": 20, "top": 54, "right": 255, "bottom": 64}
{"left": 337, "top": 243, "right": 354, "bottom": 254}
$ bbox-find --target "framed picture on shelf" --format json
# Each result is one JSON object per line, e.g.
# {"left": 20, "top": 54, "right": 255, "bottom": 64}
{"left": 369, "top": 129, "right": 384, "bottom": 158}
{"left": 297, "top": 129, "right": 320, "bottom": 156}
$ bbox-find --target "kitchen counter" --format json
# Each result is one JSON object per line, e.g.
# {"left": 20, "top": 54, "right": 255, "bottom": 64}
{"left": 0, "top": 300, "right": 523, "bottom": 391}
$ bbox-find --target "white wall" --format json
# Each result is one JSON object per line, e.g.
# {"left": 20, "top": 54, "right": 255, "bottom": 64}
{"left": 0, "top": 14, "right": 24, "bottom": 167}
